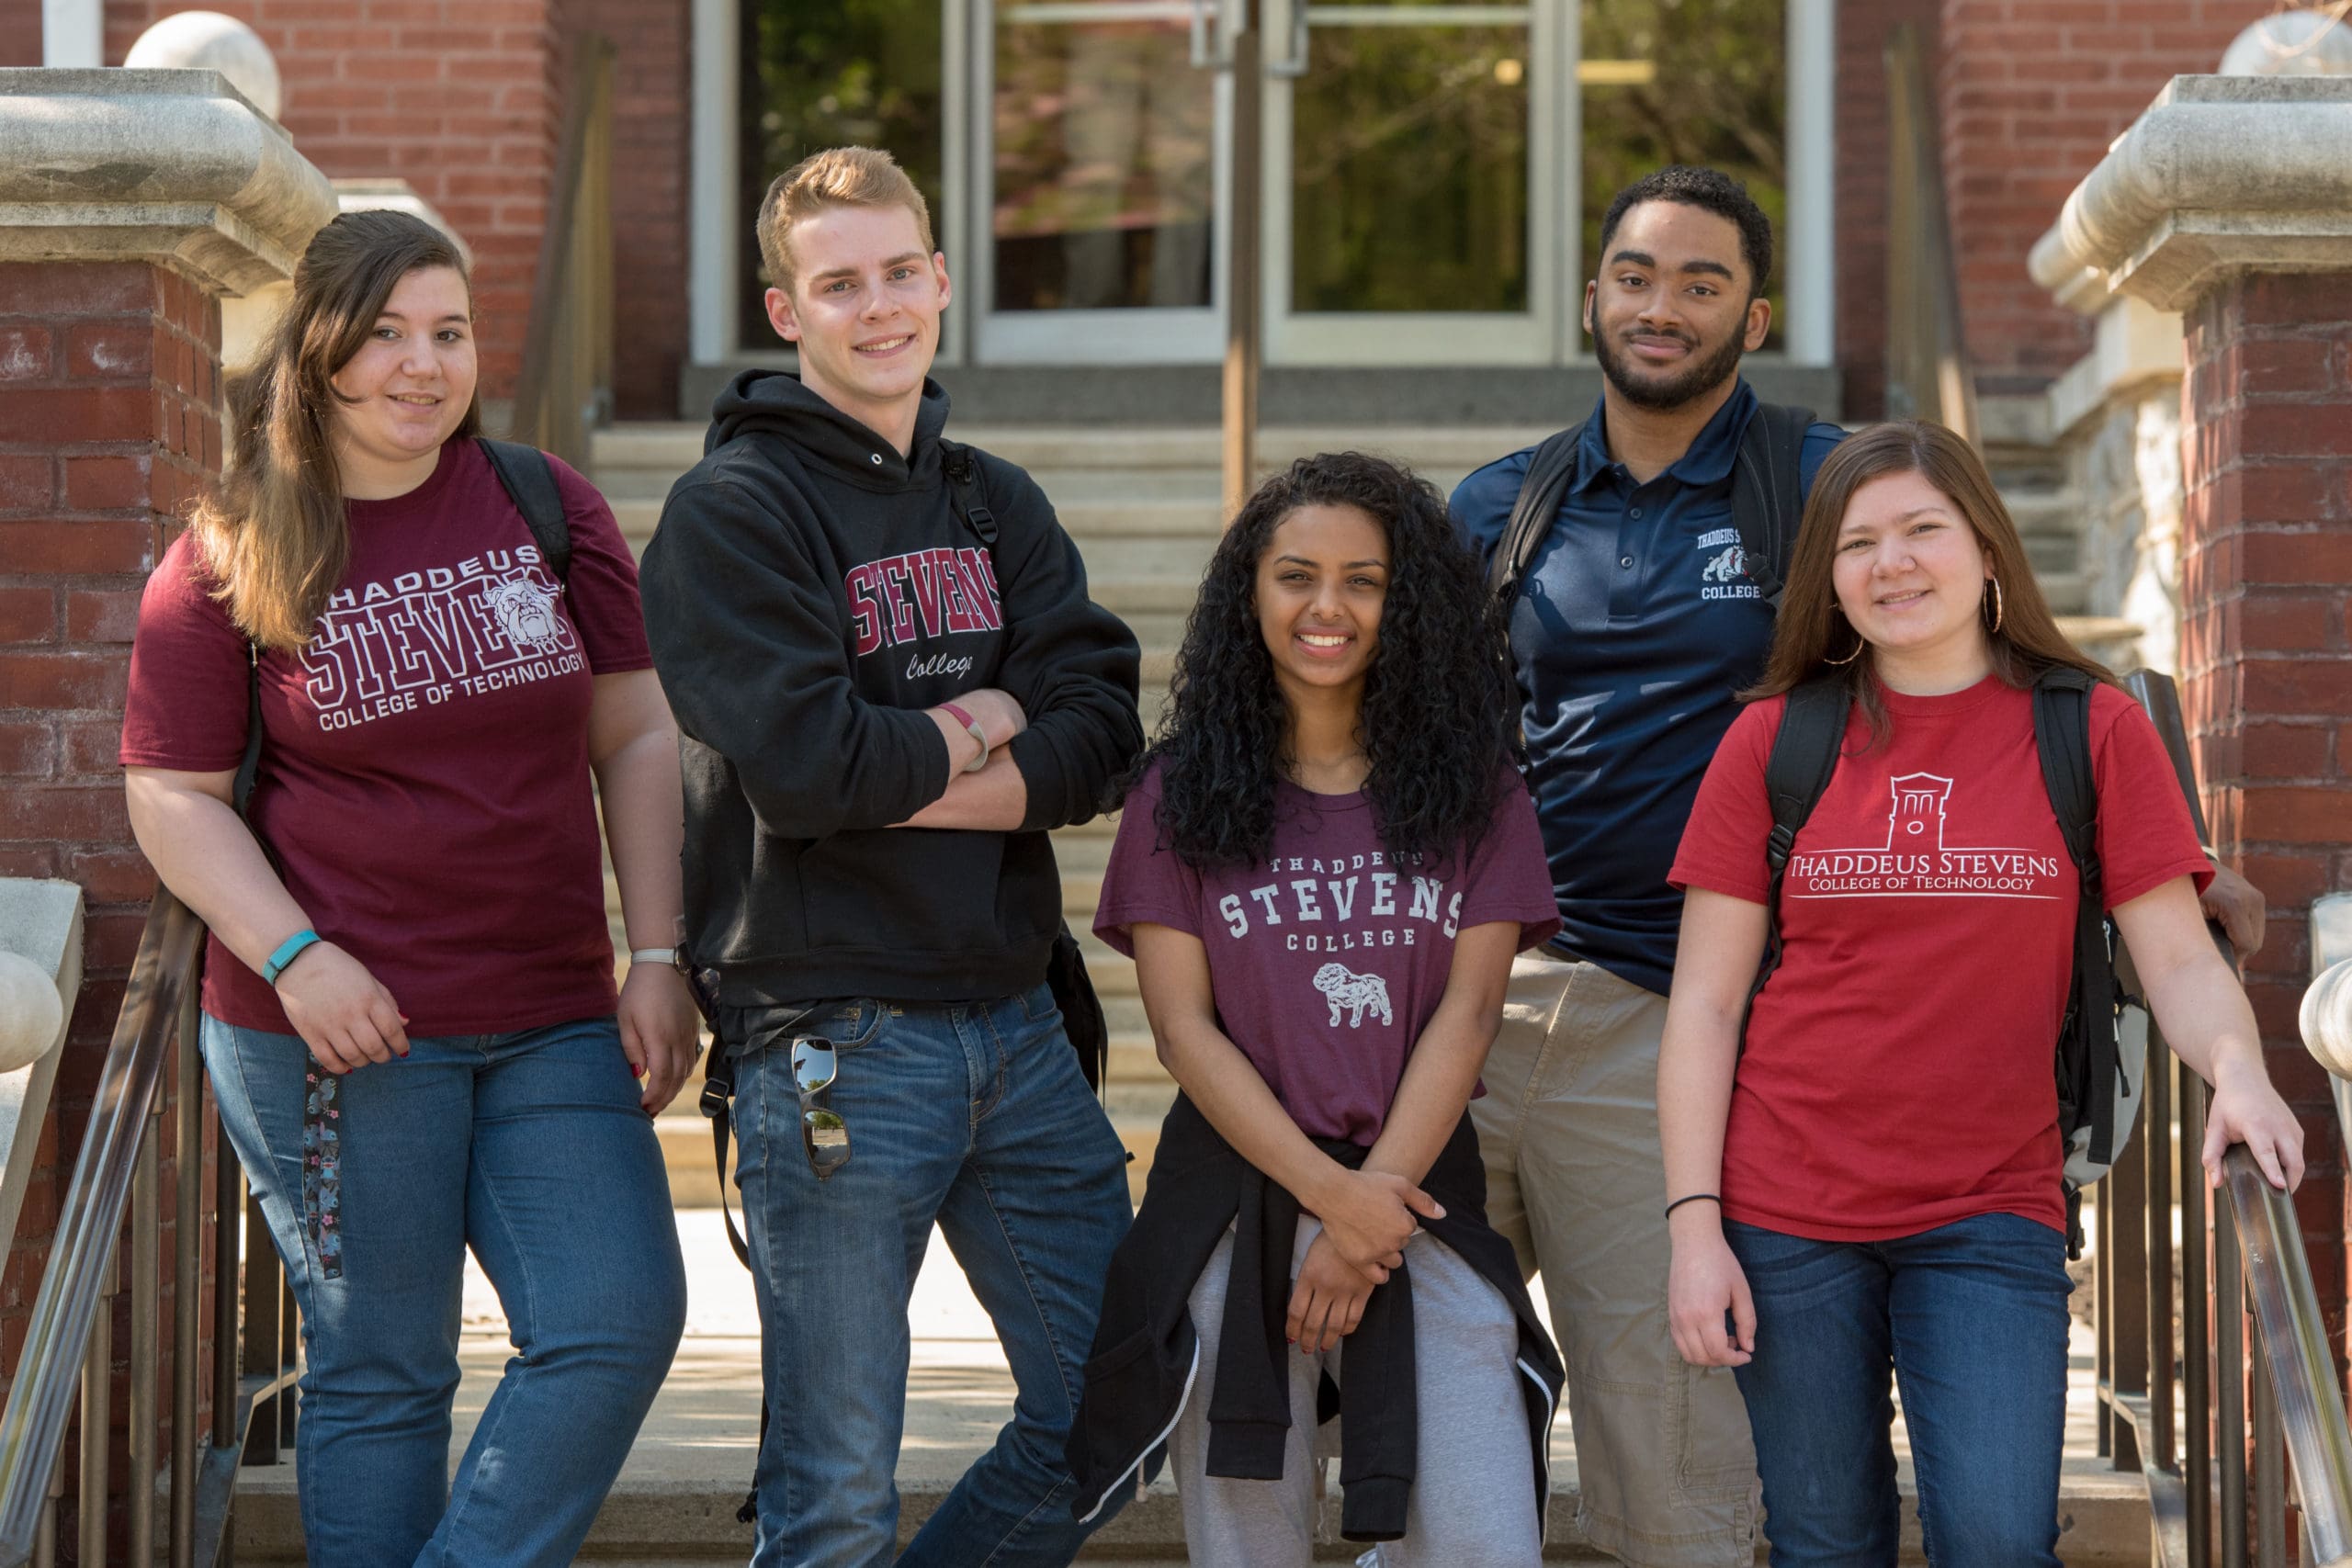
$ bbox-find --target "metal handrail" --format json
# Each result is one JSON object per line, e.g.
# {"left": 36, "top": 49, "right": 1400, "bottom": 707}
{"left": 510, "top": 32, "right": 616, "bottom": 468}
{"left": 0, "top": 889, "right": 297, "bottom": 1568}
{"left": 1883, "top": 21, "right": 1980, "bottom": 445}
{"left": 2096, "top": 670, "right": 2352, "bottom": 1567}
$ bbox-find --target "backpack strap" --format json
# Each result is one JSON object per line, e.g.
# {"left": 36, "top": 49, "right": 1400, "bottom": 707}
{"left": 2032, "top": 664, "right": 2118, "bottom": 1166}
{"left": 1728, "top": 402, "right": 1815, "bottom": 608}
{"left": 1756, "top": 674, "right": 1851, "bottom": 995}
{"left": 479, "top": 436, "right": 572, "bottom": 581}
{"left": 1487, "top": 422, "right": 1585, "bottom": 605}
{"left": 937, "top": 437, "right": 999, "bottom": 551}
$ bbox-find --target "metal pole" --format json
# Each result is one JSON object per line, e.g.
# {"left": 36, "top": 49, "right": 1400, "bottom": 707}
{"left": 2149, "top": 1020, "right": 2177, "bottom": 1471}
{"left": 33, "top": 1451, "right": 61, "bottom": 1568}
{"left": 242, "top": 1183, "right": 278, "bottom": 1462}
{"left": 2185, "top": 1066, "right": 2213, "bottom": 1568}
{"left": 2223, "top": 1196, "right": 2249, "bottom": 1568}
{"left": 79, "top": 1247, "right": 115, "bottom": 1568}
{"left": 130, "top": 1121, "right": 161, "bottom": 1568}
{"left": 1220, "top": 6, "right": 1261, "bottom": 524}
{"left": 211, "top": 1133, "right": 238, "bottom": 1453}
{"left": 173, "top": 990, "right": 201, "bottom": 1568}
{"left": 2257, "top": 1318, "right": 2285, "bottom": 1567}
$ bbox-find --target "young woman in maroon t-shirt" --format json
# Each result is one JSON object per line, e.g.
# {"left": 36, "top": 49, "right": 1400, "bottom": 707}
{"left": 1080, "top": 453, "right": 1564, "bottom": 1563}
{"left": 1657, "top": 420, "right": 2303, "bottom": 1566}
{"left": 120, "top": 211, "right": 694, "bottom": 1566}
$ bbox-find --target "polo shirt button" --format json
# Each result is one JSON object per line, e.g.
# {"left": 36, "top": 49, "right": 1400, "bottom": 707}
{"left": 1630, "top": 507, "right": 1643, "bottom": 518}
{"left": 1619, "top": 555, "right": 1634, "bottom": 569}
{"left": 870, "top": 453, "right": 883, "bottom": 466}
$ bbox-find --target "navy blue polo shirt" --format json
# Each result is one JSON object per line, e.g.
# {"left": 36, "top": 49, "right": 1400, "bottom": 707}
{"left": 1451, "top": 381, "right": 1847, "bottom": 995}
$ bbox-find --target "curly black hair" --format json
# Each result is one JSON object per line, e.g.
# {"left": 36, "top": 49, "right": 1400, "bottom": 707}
{"left": 1131, "top": 450, "right": 1515, "bottom": 873}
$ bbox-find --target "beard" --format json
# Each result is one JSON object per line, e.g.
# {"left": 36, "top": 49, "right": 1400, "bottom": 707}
{"left": 1591, "top": 319, "right": 1750, "bottom": 412}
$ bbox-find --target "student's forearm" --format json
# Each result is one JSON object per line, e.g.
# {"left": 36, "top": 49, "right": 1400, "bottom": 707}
{"left": 893, "top": 750, "right": 1029, "bottom": 830}
{"left": 1657, "top": 996, "right": 1742, "bottom": 1213}
{"left": 594, "top": 729, "right": 687, "bottom": 950}
{"left": 1362, "top": 1010, "right": 1491, "bottom": 1188}
{"left": 2142, "top": 945, "right": 2267, "bottom": 1090}
{"left": 1160, "top": 1020, "right": 1349, "bottom": 1211}
{"left": 125, "top": 778, "right": 309, "bottom": 975}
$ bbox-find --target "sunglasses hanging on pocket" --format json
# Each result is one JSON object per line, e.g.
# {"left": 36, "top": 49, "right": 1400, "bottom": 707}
{"left": 791, "top": 1035, "right": 850, "bottom": 1179}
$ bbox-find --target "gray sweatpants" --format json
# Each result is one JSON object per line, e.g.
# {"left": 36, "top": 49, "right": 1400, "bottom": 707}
{"left": 1170, "top": 1217, "right": 1544, "bottom": 1566}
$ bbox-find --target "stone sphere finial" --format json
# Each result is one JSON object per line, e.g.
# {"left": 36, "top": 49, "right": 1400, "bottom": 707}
{"left": 0, "top": 953, "right": 62, "bottom": 1076}
{"left": 2306, "top": 958, "right": 2352, "bottom": 1081}
{"left": 125, "top": 11, "right": 285, "bottom": 119}
{"left": 2219, "top": 7, "right": 2352, "bottom": 76}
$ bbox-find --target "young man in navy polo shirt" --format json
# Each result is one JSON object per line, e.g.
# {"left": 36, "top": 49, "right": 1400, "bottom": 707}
{"left": 1453, "top": 165, "right": 2267, "bottom": 1568}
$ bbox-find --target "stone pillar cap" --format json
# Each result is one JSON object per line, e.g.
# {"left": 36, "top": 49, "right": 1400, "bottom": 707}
{"left": 2030, "top": 76, "right": 2352, "bottom": 313}
{"left": 0, "top": 67, "right": 334, "bottom": 296}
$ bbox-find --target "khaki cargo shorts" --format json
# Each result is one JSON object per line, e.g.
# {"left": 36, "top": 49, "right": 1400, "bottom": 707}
{"left": 1472, "top": 948, "right": 1759, "bottom": 1567}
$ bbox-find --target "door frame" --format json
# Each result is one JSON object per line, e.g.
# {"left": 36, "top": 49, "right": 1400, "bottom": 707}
{"left": 686, "top": 0, "right": 1838, "bottom": 372}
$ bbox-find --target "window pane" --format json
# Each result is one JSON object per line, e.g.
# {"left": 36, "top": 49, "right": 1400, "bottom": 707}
{"left": 991, "top": 6, "right": 1216, "bottom": 312}
{"left": 1579, "top": 0, "right": 1784, "bottom": 347}
{"left": 1291, "top": 23, "right": 1530, "bottom": 315}
{"left": 741, "top": 0, "right": 946, "bottom": 349}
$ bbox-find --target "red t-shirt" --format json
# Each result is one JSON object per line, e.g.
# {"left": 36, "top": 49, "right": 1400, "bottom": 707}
{"left": 1668, "top": 676, "right": 2211, "bottom": 1241}
{"left": 120, "top": 439, "right": 652, "bottom": 1036}
{"left": 1095, "top": 761, "right": 1561, "bottom": 1145}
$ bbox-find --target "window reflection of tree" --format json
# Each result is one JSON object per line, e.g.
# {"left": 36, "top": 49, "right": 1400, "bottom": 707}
{"left": 1290, "top": 26, "right": 1529, "bottom": 315}
{"left": 991, "top": 20, "right": 1215, "bottom": 311}
{"left": 1580, "top": 0, "right": 1787, "bottom": 348}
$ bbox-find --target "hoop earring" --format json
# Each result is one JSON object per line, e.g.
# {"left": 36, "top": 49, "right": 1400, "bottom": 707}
{"left": 1984, "top": 576, "right": 2005, "bottom": 634}
{"left": 1826, "top": 630, "right": 1864, "bottom": 667}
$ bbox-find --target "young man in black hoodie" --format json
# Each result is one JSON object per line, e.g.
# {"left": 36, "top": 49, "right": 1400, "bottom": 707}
{"left": 639, "top": 146, "right": 1140, "bottom": 1568}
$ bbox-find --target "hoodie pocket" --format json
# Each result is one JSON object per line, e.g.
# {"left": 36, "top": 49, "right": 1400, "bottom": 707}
{"left": 798, "top": 827, "right": 1011, "bottom": 958}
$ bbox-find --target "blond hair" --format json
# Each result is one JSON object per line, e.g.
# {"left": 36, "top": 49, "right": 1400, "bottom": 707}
{"left": 756, "top": 146, "right": 934, "bottom": 294}
{"left": 191, "top": 210, "right": 479, "bottom": 650}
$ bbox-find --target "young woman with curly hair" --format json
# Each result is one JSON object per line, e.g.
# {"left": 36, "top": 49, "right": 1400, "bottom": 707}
{"left": 1067, "top": 452, "right": 1566, "bottom": 1565}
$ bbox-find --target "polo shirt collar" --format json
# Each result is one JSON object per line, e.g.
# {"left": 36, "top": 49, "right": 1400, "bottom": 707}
{"left": 1569, "top": 377, "right": 1759, "bottom": 494}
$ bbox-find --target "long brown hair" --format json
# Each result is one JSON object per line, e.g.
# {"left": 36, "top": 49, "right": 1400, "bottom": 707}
{"left": 191, "top": 210, "right": 480, "bottom": 649}
{"left": 1744, "top": 420, "right": 2112, "bottom": 742}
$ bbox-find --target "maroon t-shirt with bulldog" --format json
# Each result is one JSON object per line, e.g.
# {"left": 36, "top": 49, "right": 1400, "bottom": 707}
{"left": 1095, "top": 761, "right": 1560, "bottom": 1145}
{"left": 120, "top": 439, "right": 651, "bottom": 1037}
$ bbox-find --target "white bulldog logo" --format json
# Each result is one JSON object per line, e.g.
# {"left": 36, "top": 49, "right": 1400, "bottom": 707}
{"left": 485, "top": 577, "right": 565, "bottom": 654}
{"left": 1313, "top": 963, "right": 1393, "bottom": 1028}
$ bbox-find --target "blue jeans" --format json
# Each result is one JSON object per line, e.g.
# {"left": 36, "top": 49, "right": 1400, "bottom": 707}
{"left": 201, "top": 1012, "right": 687, "bottom": 1568}
{"left": 1724, "top": 1213, "right": 2072, "bottom": 1567}
{"left": 726, "top": 983, "right": 1133, "bottom": 1568}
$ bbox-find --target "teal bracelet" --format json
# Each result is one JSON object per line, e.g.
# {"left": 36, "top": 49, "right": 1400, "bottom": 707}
{"left": 262, "top": 929, "right": 322, "bottom": 987}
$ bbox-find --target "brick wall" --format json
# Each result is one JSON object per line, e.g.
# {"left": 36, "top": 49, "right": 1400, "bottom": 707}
{"left": 102, "top": 0, "right": 563, "bottom": 402}
{"left": 571, "top": 0, "right": 691, "bottom": 420}
{"left": 0, "top": 256, "right": 222, "bottom": 1551}
{"left": 2177, "top": 273, "right": 2352, "bottom": 1338}
{"left": 1936, "top": 0, "right": 2245, "bottom": 396}
{"left": 0, "top": 0, "right": 38, "bottom": 65}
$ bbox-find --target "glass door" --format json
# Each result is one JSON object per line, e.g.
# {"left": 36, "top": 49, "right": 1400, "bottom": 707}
{"left": 971, "top": 0, "right": 1229, "bottom": 362}
{"left": 1263, "top": 0, "right": 1560, "bottom": 363}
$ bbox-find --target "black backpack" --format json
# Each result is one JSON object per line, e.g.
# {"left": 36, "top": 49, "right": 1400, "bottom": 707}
{"left": 1756, "top": 664, "right": 2126, "bottom": 1258}
{"left": 1487, "top": 401, "right": 1816, "bottom": 611}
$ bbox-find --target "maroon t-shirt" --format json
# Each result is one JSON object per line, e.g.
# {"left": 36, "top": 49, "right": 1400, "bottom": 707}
{"left": 1095, "top": 761, "right": 1561, "bottom": 1145}
{"left": 120, "top": 439, "right": 652, "bottom": 1036}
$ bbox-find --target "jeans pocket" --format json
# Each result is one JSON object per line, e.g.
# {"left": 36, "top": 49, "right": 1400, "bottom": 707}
{"left": 736, "top": 998, "right": 887, "bottom": 1059}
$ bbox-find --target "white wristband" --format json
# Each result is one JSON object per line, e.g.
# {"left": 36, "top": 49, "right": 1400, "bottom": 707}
{"left": 628, "top": 947, "right": 678, "bottom": 965}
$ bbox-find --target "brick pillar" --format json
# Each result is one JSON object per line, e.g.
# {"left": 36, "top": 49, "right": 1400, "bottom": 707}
{"left": 2035, "top": 73, "right": 2352, "bottom": 1389}
{"left": 2181, "top": 274, "right": 2352, "bottom": 1326}
{"left": 0, "top": 65, "right": 334, "bottom": 1551}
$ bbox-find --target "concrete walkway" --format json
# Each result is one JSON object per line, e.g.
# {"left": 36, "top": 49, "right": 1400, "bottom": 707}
{"left": 230, "top": 1212, "right": 2152, "bottom": 1564}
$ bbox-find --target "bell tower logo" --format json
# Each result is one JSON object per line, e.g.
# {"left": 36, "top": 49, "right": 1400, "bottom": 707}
{"left": 1887, "top": 773, "right": 1953, "bottom": 849}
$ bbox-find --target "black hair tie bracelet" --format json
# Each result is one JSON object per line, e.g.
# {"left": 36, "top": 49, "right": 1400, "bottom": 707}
{"left": 1664, "top": 1193, "right": 1722, "bottom": 1220}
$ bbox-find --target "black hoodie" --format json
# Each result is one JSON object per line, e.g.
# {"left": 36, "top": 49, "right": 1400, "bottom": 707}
{"left": 639, "top": 371, "right": 1142, "bottom": 1005}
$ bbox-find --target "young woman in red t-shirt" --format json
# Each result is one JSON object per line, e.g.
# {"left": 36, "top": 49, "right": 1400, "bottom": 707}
{"left": 120, "top": 211, "right": 694, "bottom": 1566}
{"left": 1657, "top": 420, "right": 2303, "bottom": 1566}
